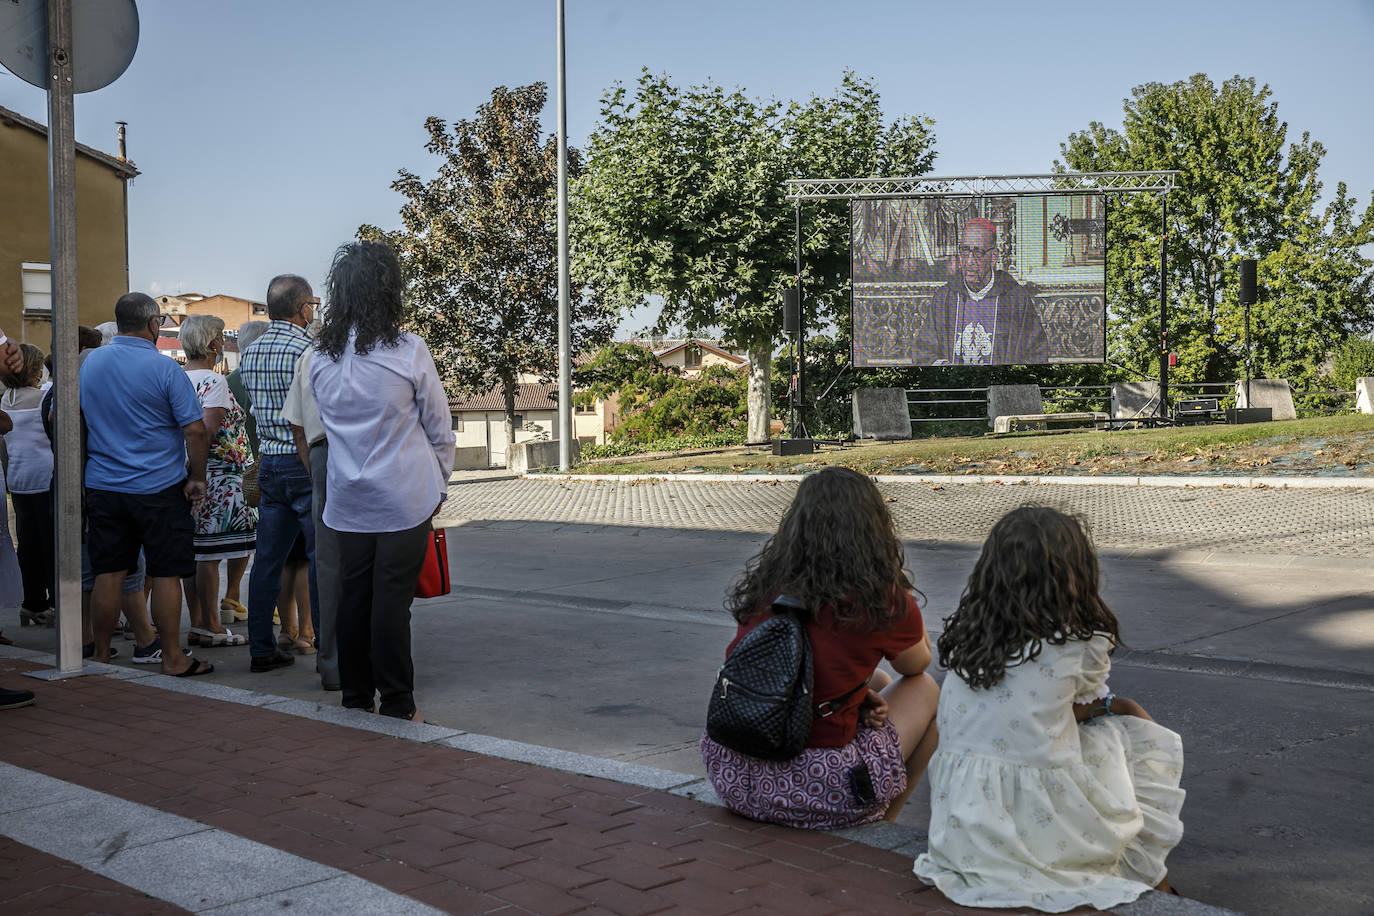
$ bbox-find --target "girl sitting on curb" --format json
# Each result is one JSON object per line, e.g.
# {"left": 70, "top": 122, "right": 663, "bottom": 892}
{"left": 914, "top": 506, "right": 1185, "bottom": 912}
{"left": 700, "top": 467, "right": 940, "bottom": 829}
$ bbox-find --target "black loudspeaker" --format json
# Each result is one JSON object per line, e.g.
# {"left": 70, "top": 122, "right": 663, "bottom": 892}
{"left": 1238, "top": 259, "right": 1257, "bottom": 304}
{"left": 782, "top": 288, "right": 800, "bottom": 335}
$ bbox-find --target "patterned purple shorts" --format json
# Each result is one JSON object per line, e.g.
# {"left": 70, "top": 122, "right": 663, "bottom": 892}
{"left": 699, "top": 721, "right": 907, "bottom": 831}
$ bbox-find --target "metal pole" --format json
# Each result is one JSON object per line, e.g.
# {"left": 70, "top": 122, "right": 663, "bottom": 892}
{"left": 47, "top": 0, "right": 82, "bottom": 673}
{"left": 1157, "top": 192, "right": 1169, "bottom": 421}
{"left": 555, "top": 0, "right": 572, "bottom": 471}
{"left": 793, "top": 198, "right": 804, "bottom": 439}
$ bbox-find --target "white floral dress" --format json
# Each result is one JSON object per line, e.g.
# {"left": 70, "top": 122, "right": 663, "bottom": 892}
{"left": 185, "top": 369, "right": 257, "bottom": 561}
{"left": 914, "top": 635, "right": 1185, "bottom": 912}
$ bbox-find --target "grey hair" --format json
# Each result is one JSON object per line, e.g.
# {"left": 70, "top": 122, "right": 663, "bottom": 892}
{"left": 179, "top": 314, "right": 225, "bottom": 361}
{"left": 236, "top": 320, "right": 270, "bottom": 353}
{"left": 114, "top": 292, "right": 160, "bottom": 333}
{"left": 95, "top": 321, "right": 118, "bottom": 346}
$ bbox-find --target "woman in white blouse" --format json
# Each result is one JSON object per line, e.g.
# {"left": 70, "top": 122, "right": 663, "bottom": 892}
{"left": 309, "top": 241, "right": 455, "bottom": 721}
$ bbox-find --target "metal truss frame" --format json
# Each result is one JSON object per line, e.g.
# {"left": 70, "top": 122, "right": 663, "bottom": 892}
{"left": 782, "top": 171, "right": 1181, "bottom": 438}
{"left": 784, "top": 170, "right": 1178, "bottom": 201}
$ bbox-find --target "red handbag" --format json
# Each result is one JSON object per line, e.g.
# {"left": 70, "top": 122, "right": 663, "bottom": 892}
{"left": 414, "top": 528, "right": 450, "bottom": 598}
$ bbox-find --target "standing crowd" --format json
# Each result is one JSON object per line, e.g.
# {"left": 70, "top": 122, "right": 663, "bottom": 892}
{"left": 0, "top": 240, "right": 455, "bottom": 721}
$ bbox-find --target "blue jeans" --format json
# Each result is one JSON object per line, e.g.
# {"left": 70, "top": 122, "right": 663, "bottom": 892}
{"left": 247, "top": 454, "right": 318, "bottom": 658}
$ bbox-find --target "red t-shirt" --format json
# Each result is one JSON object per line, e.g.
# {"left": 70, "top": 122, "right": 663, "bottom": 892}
{"left": 725, "top": 590, "right": 925, "bottom": 748}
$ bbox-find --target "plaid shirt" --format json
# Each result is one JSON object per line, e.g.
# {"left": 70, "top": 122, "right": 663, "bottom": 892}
{"left": 239, "top": 321, "right": 311, "bottom": 456}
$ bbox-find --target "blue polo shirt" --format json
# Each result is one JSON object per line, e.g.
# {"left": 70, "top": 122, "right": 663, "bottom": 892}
{"left": 79, "top": 336, "right": 204, "bottom": 494}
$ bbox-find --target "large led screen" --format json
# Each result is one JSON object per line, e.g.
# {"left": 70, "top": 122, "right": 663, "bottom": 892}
{"left": 850, "top": 194, "right": 1106, "bottom": 367}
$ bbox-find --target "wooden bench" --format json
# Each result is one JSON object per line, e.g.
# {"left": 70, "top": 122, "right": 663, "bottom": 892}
{"left": 992, "top": 411, "right": 1110, "bottom": 434}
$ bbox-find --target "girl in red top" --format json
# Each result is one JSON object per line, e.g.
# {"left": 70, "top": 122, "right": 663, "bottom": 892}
{"left": 699, "top": 467, "right": 940, "bottom": 829}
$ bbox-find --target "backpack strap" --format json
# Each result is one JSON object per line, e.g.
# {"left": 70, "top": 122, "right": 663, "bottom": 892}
{"left": 814, "top": 680, "right": 868, "bottom": 719}
{"left": 770, "top": 596, "right": 871, "bottom": 721}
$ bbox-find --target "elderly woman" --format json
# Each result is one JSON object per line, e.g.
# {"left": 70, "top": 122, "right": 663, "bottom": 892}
{"left": 2, "top": 343, "right": 55, "bottom": 626}
{"left": 179, "top": 315, "right": 256, "bottom": 646}
{"left": 310, "top": 240, "right": 455, "bottom": 721}
{"left": 217, "top": 319, "right": 270, "bottom": 623}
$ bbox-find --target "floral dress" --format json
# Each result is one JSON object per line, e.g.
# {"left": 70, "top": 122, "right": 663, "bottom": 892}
{"left": 913, "top": 635, "right": 1185, "bottom": 912}
{"left": 186, "top": 369, "right": 257, "bottom": 560}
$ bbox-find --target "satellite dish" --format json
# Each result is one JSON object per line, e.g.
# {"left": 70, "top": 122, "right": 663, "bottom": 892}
{"left": 0, "top": 0, "right": 138, "bottom": 94}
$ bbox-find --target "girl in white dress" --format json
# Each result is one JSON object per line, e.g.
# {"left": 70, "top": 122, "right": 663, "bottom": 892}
{"left": 914, "top": 506, "right": 1185, "bottom": 912}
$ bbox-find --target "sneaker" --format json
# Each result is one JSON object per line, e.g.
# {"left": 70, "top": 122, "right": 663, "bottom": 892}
{"left": 250, "top": 649, "right": 295, "bottom": 673}
{"left": 131, "top": 638, "right": 163, "bottom": 665}
{"left": 0, "top": 687, "right": 35, "bottom": 710}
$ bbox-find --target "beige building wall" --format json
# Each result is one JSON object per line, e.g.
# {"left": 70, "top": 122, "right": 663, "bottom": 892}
{"left": 172, "top": 294, "right": 268, "bottom": 331}
{"left": 0, "top": 110, "right": 134, "bottom": 347}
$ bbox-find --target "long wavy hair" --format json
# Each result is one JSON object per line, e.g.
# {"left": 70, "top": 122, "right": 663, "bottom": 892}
{"left": 726, "top": 467, "right": 914, "bottom": 631}
{"left": 316, "top": 240, "right": 405, "bottom": 360}
{"left": 939, "top": 506, "right": 1120, "bottom": 690}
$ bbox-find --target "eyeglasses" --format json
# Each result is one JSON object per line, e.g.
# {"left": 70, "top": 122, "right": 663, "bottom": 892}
{"left": 958, "top": 245, "right": 995, "bottom": 259}
{"left": 151, "top": 314, "right": 171, "bottom": 328}
{"left": 302, "top": 297, "right": 321, "bottom": 309}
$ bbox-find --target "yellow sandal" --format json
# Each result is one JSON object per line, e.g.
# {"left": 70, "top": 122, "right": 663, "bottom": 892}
{"left": 220, "top": 599, "right": 248, "bottom": 623}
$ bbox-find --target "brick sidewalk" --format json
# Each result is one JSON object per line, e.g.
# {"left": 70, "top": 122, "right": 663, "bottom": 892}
{"left": 0, "top": 657, "right": 1114, "bottom": 916}
{"left": 0, "top": 836, "right": 189, "bottom": 915}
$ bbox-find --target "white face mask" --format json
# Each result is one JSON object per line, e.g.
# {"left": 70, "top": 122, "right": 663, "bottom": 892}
{"left": 306, "top": 317, "right": 322, "bottom": 338}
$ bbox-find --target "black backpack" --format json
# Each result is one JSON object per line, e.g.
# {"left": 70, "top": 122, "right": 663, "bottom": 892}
{"left": 706, "top": 596, "right": 863, "bottom": 761}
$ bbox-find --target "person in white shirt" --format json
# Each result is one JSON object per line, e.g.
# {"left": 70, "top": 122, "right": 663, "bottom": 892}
{"left": 309, "top": 240, "right": 455, "bottom": 721}
{"left": 2, "top": 343, "right": 56, "bottom": 623}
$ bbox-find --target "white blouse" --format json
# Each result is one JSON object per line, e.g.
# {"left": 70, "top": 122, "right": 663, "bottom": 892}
{"left": 308, "top": 333, "right": 455, "bottom": 533}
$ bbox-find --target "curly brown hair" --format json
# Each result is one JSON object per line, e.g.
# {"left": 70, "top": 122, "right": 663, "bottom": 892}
{"left": 725, "top": 467, "right": 914, "bottom": 631}
{"left": 938, "top": 506, "right": 1120, "bottom": 690}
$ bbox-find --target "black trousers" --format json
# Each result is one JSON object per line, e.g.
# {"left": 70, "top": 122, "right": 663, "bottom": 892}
{"left": 12, "top": 491, "right": 54, "bottom": 612}
{"left": 335, "top": 519, "right": 431, "bottom": 719}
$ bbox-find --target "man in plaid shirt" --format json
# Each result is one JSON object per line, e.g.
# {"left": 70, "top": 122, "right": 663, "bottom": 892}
{"left": 239, "top": 275, "right": 318, "bottom": 672}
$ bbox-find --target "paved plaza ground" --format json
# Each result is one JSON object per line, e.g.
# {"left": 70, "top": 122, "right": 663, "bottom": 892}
{"left": 5, "top": 474, "right": 1373, "bottom": 914}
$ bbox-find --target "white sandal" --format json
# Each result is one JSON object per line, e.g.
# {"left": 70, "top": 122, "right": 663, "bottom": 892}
{"left": 189, "top": 626, "right": 247, "bottom": 647}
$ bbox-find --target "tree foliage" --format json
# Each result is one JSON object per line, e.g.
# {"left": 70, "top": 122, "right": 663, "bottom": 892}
{"left": 574, "top": 343, "right": 747, "bottom": 444}
{"left": 360, "top": 83, "right": 615, "bottom": 446}
{"left": 1330, "top": 336, "right": 1374, "bottom": 392}
{"left": 572, "top": 70, "right": 936, "bottom": 440}
{"left": 1058, "top": 74, "right": 1374, "bottom": 386}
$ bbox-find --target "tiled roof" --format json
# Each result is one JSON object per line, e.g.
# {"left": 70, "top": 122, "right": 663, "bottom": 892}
{"left": 652, "top": 338, "right": 747, "bottom": 364}
{"left": 449, "top": 381, "right": 560, "bottom": 412}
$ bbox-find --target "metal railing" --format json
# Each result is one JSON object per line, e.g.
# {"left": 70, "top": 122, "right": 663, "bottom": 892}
{"left": 904, "top": 381, "right": 1361, "bottom": 431}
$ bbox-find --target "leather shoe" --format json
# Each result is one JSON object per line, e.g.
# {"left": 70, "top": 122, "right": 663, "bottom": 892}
{"left": 250, "top": 649, "right": 296, "bottom": 673}
{"left": 0, "top": 686, "right": 36, "bottom": 710}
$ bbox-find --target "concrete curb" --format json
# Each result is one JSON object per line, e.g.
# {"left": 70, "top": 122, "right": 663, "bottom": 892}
{"left": 529, "top": 471, "right": 1374, "bottom": 489}
{"left": 2, "top": 645, "right": 1243, "bottom": 914}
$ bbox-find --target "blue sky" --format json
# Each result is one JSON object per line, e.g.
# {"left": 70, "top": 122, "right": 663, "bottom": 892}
{"left": 4, "top": 0, "right": 1372, "bottom": 336}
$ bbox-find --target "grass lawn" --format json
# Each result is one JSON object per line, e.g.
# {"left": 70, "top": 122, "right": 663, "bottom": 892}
{"left": 574, "top": 413, "right": 1374, "bottom": 478}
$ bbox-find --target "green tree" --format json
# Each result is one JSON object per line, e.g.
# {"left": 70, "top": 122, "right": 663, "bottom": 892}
{"left": 574, "top": 342, "right": 747, "bottom": 444}
{"left": 1330, "top": 335, "right": 1374, "bottom": 391}
{"left": 1058, "top": 74, "right": 1374, "bottom": 386}
{"left": 361, "top": 83, "right": 615, "bottom": 450}
{"left": 573, "top": 70, "right": 936, "bottom": 442}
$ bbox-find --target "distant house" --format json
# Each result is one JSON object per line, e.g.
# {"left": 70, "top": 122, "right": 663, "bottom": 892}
{"left": 449, "top": 375, "right": 606, "bottom": 469}
{"left": 446, "top": 340, "right": 748, "bottom": 469}
{"left": 630, "top": 337, "right": 749, "bottom": 376}
{"left": 0, "top": 105, "right": 138, "bottom": 346}
{"left": 156, "top": 292, "right": 268, "bottom": 332}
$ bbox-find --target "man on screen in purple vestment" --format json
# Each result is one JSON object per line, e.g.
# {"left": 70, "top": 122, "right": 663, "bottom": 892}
{"left": 915, "top": 217, "right": 1050, "bottom": 365}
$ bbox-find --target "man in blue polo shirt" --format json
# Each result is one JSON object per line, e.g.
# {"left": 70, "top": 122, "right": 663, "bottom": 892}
{"left": 80, "top": 292, "right": 212, "bottom": 676}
